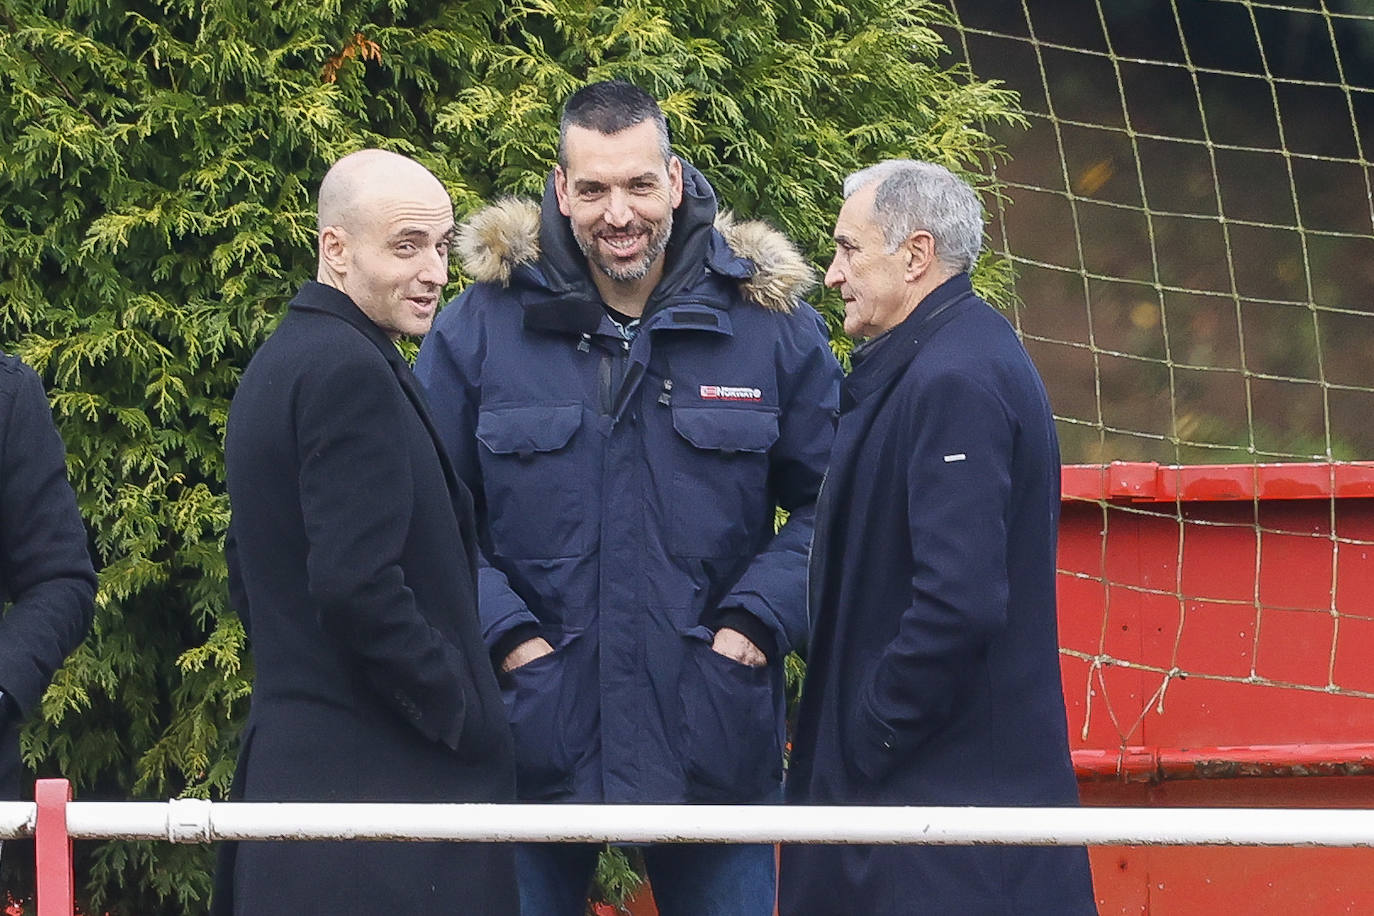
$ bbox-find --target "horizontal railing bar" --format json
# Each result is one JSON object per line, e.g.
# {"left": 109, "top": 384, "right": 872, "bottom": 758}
{"left": 1074, "top": 743, "right": 1374, "bottom": 781}
{"left": 0, "top": 802, "right": 1362, "bottom": 847}
{"left": 0, "top": 802, "right": 34, "bottom": 839}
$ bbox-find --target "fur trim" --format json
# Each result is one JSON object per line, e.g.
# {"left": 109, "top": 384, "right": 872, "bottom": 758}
{"left": 456, "top": 197, "right": 541, "bottom": 286}
{"left": 456, "top": 198, "right": 815, "bottom": 312}
{"left": 714, "top": 211, "right": 815, "bottom": 313}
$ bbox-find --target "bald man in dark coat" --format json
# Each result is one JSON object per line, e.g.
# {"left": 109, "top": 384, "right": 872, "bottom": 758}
{"left": 213, "top": 150, "right": 518, "bottom": 915}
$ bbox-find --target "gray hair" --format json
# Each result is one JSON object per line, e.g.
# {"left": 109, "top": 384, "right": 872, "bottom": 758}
{"left": 842, "top": 160, "right": 984, "bottom": 273}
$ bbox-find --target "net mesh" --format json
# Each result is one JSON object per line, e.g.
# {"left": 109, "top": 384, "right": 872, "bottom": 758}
{"left": 940, "top": 0, "right": 1374, "bottom": 759}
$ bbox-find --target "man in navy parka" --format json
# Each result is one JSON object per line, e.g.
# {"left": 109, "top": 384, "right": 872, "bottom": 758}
{"left": 779, "top": 160, "right": 1096, "bottom": 915}
{"left": 415, "top": 81, "right": 842, "bottom": 916}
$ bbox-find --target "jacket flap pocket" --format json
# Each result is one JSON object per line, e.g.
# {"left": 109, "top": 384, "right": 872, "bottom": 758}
{"left": 671, "top": 406, "right": 779, "bottom": 454}
{"left": 477, "top": 404, "right": 582, "bottom": 455}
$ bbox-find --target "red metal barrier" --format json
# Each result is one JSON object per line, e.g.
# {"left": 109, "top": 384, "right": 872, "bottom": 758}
{"left": 1060, "top": 461, "right": 1374, "bottom": 914}
{"left": 34, "top": 779, "right": 73, "bottom": 916}
{"left": 1074, "top": 742, "right": 1374, "bottom": 782}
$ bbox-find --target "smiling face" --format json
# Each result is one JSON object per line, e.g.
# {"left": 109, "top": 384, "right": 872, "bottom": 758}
{"left": 554, "top": 120, "right": 684, "bottom": 285}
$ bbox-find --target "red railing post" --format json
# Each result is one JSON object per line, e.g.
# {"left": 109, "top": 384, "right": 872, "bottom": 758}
{"left": 34, "top": 778, "right": 74, "bottom": 916}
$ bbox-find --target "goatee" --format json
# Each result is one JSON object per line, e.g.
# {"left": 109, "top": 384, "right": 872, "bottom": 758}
{"left": 576, "top": 211, "right": 674, "bottom": 283}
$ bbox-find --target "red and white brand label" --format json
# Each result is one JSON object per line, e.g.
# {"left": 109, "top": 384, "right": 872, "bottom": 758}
{"left": 700, "top": 385, "right": 763, "bottom": 401}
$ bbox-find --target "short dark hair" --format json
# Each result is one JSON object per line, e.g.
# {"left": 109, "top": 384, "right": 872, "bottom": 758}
{"left": 558, "top": 80, "right": 672, "bottom": 168}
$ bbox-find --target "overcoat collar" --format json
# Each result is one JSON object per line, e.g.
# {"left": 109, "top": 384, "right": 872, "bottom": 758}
{"left": 287, "top": 281, "right": 474, "bottom": 520}
{"left": 289, "top": 280, "right": 398, "bottom": 358}
{"left": 842, "top": 272, "right": 978, "bottom": 412}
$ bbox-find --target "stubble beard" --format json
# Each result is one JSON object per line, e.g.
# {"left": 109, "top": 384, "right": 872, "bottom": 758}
{"left": 575, "top": 210, "right": 674, "bottom": 283}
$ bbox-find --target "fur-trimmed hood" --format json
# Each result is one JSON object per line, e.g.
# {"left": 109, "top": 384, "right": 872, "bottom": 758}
{"left": 455, "top": 170, "right": 815, "bottom": 314}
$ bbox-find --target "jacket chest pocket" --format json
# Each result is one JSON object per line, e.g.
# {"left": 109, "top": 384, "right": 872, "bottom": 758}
{"left": 666, "top": 405, "right": 779, "bottom": 558}
{"left": 476, "top": 403, "right": 594, "bottom": 559}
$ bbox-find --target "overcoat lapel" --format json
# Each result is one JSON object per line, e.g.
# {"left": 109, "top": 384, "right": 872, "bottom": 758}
{"left": 286, "top": 282, "right": 477, "bottom": 547}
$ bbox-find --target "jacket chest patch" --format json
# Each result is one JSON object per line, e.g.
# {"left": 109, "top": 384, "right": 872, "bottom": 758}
{"left": 699, "top": 385, "right": 763, "bottom": 402}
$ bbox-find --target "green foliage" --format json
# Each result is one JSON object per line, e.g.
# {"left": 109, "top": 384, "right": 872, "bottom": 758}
{"left": 0, "top": 0, "right": 1018, "bottom": 911}
{"left": 589, "top": 844, "right": 648, "bottom": 913}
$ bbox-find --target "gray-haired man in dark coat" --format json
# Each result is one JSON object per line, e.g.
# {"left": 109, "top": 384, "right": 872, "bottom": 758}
{"left": 781, "top": 160, "right": 1096, "bottom": 915}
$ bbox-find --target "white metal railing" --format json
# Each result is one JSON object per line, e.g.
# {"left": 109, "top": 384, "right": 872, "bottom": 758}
{"left": 7, "top": 799, "right": 1374, "bottom": 847}
{"left": 18, "top": 779, "right": 1374, "bottom": 916}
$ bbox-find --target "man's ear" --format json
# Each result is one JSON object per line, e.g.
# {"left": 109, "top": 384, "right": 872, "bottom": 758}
{"left": 668, "top": 155, "right": 684, "bottom": 208}
{"left": 904, "top": 231, "right": 936, "bottom": 282}
{"left": 320, "top": 225, "right": 349, "bottom": 276}
{"left": 554, "top": 165, "right": 572, "bottom": 218}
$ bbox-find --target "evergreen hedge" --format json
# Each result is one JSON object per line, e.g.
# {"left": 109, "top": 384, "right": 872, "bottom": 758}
{"left": 0, "top": 0, "right": 1018, "bottom": 910}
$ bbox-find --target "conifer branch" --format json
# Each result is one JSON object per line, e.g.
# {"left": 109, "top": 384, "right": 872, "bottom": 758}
{"left": 0, "top": 7, "right": 106, "bottom": 128}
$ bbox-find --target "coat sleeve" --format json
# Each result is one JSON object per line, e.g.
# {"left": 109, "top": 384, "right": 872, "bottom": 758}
{"left": 294, "top": 348, "right": 472, "bottom": 750}
{"left": 0, "top": 364, "right": 97, "bottom": 717}
{"left": 224, "top": 523, "right": 250, "bottom": 639}
{"left": 848, "top": 369, "right": 1015, "bottom": 783}
{"left": 414, "top": 293, "right": 541, "bottom": 651}
{"left": 714, "top": 309, "right": 842, "bottom": 660}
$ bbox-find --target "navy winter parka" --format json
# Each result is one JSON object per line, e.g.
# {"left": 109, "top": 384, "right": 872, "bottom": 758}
{"left": 779, "top": 275, "right": 1095, "bottom": 915}
{"left": 415, "top": 164, "right": 842, "bottom": 804}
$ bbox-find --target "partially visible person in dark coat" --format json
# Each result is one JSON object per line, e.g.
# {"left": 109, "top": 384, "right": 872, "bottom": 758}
{"left": 0, "top": 353, "right": 96, "bottom": 805}
{"left": 212, "top": 149, "right": 518, "bottom": 916}
{"left": 415, "top": 80, "right": 841, "bottom": 916}
{"left": 779, "top": 160, "right": 1096, "bottom": 915}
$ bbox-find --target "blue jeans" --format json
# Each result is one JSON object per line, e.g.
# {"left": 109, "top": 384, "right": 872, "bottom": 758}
{"left": 516, "top": 841, "right": 776, "bottom": 916}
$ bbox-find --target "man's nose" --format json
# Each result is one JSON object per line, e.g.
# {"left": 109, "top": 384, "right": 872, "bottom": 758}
{"left": 602, "top": 188, "right": 633, "bottom": 227}
{"left": 418, "top": 247, "right": 448, "bottom": 286}
{"left": 824, "top": 255, "right": 843, "bottom": 289}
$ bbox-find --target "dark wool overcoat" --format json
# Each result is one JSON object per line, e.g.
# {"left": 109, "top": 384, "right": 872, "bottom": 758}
{"left": 0, "top": 353, "right": 96, "bottom": 799}
{"left": 415, "top": 164, "right": 842, "bottom": 805}
{"left": 212, "top": 282, "right": 518, "bottom": 916}
{"left": 780, "top": 275, "right": 1096, "bottom": 915}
